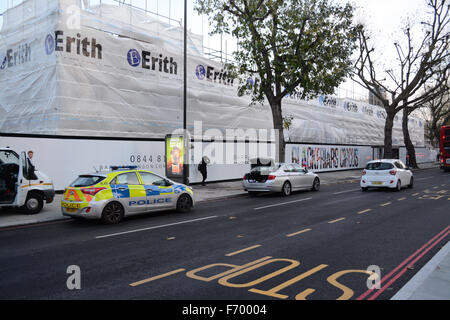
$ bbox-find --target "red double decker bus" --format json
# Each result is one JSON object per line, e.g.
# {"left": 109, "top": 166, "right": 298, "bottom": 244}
{"left": 440, "top": 125, "right": 450, "bottom": 171}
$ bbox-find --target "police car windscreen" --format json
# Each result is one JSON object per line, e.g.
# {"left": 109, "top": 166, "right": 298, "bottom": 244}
{"left": 70, "top": 175, "right": 106, "bottom": 187}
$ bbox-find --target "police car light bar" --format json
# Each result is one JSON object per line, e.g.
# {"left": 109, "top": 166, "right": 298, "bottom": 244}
{"left": 110, "top": 165, "right": 138, "bottom": 171}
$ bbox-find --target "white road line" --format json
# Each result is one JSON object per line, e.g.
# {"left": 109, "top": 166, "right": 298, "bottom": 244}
{"left": 95, "top": 216, "right": 218, "bottom": 239}
{"left": 333, "top": 188, "right": 361, "bottom": 195}
{"left": 254, "top": 198, "right": 312, "bottom": 211}
{"left": 416, "top": 177, "right": 435, "bottom": 181}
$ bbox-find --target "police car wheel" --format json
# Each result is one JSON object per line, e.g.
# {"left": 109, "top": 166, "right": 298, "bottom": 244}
{"left": 22, "top": 192, "right": 44, "bottom": 215}
{"left": 176, "top": 194, "right": 192, "bottom": 213}
{"left": 102, "top": 202, "right": 124, "bottom": 224}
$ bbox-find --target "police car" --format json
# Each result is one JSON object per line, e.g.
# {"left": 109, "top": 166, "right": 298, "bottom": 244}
{"left": 61, "top": 166, "right": 194, "bottom": 224}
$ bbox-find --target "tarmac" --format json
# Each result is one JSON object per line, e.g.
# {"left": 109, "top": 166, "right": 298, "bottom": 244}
{"left": 0, "top": 162, "right": 448, "bottom": 300}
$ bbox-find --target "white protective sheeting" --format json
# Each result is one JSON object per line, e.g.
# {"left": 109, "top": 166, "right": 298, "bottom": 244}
{"left": 0, "top": 0, "right": 425, "bottom": 147}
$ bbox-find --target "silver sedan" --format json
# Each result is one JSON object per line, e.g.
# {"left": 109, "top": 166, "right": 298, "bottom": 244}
{"left": 243, "top": 163, "right": 320, "bottom": 196}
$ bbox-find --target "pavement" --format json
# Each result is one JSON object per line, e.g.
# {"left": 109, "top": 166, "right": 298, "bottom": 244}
{"left": 0, "top": 161, "right": 448, "bottom": 300}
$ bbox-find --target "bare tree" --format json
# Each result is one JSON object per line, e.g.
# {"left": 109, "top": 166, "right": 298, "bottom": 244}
{"left": 422, "top": 86, "right": 450, "bottom": 147}
{"left": 402, "top": 66, "right": 449, "bottom": 167}
{"left": 353, "top": 0, "right": 449, "bottom": 159}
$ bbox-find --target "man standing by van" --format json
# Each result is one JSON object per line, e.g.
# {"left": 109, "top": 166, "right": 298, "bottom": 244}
{"left": 27, "top": 150, "right": 38, "bottom": 180}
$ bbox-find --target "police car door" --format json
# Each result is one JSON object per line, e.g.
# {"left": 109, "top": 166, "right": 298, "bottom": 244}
{"left": 139, "top": 171, "right": 175, "bottom": 210}
{"left": 110, "top": 172, "right": 147, "bottom": 215}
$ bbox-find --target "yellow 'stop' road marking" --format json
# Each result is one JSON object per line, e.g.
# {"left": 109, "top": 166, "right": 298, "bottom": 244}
{"left": 225, "top": 245, "right": 262, "bottom": 257}
{"left": 286, "top": 228, "right": 312, "bottom": 238}
{"left": 130, "top": 268, "right": 186, "bottom": 287}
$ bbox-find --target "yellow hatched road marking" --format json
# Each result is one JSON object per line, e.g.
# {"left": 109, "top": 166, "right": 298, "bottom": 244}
{"left": 130, "top": 268, "right": 185, "bottom": 287}
{"left": 286, "top": 228, "right": 312, "bottom": 238}
{"left": 225, "top": 245, "right": 261, "bottom": 257}
{"left": 328, "top": 218, "right": 345, "bottom": 224}
{"left": 357, "top": 209, "right": 372, "bottom": 215}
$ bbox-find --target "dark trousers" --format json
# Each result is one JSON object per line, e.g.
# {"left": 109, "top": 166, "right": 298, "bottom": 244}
{"left": 200, "top": 170, "right": 207, "bottom": 184}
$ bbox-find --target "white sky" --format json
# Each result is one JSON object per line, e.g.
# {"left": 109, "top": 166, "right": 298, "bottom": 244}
{"left": 0, "top": 0, "right": 432, "bottom": 100}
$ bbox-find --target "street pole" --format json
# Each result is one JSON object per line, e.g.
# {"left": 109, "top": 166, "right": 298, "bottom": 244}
{"left": 183, "top": 0, "right": 188, "bottom": 185}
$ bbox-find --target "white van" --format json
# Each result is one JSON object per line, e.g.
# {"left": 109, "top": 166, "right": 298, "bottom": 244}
{"left": 0, "top": 147, "right": 55, "bottom": 214}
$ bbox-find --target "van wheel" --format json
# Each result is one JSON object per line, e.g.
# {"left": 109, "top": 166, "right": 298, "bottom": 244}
{"left": 176, "top": 194, "right": 193, "bottom": 213}
{"left": 101, "top": 202, "right": 124, "bottom": 224}
{"left": 281, "top": 181, "right": 292, "bottom": 197}
{"left": 22, "top": 192, "right": 44, "bottom": 215}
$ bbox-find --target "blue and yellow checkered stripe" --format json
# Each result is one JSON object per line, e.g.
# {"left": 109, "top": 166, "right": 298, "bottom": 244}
{"left": 111, "top": 185, "right": 174, "bottom": 198}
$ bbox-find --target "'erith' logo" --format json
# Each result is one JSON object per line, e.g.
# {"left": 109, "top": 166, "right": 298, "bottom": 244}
{"left": 127, "top": 49, "right": 141, "bottom": 67}
{"left": 195, "top": 64, "right": 234, "bottom": 86}
{"left": 0, "top": 43, "right": 32, "bottom": 70}
{"left": 0, "top": 54, "right": 6, "bottom": 70}
{"left": 45, "top": 34, "right": 55, "bottom": 55}
{"left": 196, "top": 64, "right": 206, "bottom": 80}
{"left": 52, "top": 30, "right": 102, "bottom": 59}
{"left": 127, "top": 48, "right": 177, "bottom": 75}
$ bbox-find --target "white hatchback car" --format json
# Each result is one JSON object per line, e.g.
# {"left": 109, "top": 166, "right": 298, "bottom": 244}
{"left": 361, "top": 159, "right": 414, "bottom": 191}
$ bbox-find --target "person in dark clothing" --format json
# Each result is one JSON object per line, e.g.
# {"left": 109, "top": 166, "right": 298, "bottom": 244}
{"left": 27, "top": 150, "right": 38, "bottom": 180}
{"left": 198, "top": 156, "right": 208, "bottom": 186}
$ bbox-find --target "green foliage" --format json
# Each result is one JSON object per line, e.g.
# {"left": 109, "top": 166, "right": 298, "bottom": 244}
{"left": 195, "top": 0, "right": 358, "bottom": 105}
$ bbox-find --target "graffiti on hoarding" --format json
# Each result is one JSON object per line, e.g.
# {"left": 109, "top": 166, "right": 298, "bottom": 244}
{"left": 291, "top": 146, "right": 359, "bottom": 170}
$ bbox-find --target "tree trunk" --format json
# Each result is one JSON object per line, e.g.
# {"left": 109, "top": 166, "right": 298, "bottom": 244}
{"left": 383, "top": 112, "right": 395, "bottom": 159}
{"left": 402, "top": 107, "right": 418, "bottom": 168}
{"left": 269, "top": 100, "right": 286, "bottom": 163}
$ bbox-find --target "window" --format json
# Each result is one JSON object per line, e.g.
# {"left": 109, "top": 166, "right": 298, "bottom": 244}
{"left": 292, "top": 164, "right": 305, "bottom": 173}
{"left": 0, "top": 151, "right": 19, "bottom": 166}
{"left": 283, "top": 164, "right": 295, "bottom": 172}
{"left": 250, "top": 165, "right": 281, "bottom": 175}
{"left": 111, "top": 172, "right": 140, "bottom": 185}
{"left": 394, "top": 161, "right": 406, "bottom": 169}
{"left": 139, "top": 172, "right": 167, "bottom": 186}
{"left": 365, "top": 162, "right": 394, "bottom": 170}
{"left": 70, "top": 175, "right": 106, "bottom": 187}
